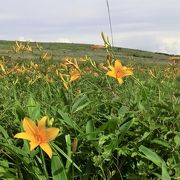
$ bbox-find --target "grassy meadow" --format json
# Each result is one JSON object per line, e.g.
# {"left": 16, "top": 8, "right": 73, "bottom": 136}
{"left": 0, "top": 39, "right": 180, "bottom": 180}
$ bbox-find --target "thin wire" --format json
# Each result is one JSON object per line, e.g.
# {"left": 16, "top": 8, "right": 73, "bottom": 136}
{"left": 106, "top": 0, "right": 114, "bottom": 47}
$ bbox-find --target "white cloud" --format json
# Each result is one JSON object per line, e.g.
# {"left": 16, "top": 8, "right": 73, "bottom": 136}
{"left": 112, "top": 32, "right": 180, "bottom": 55}
{"left": 18, "top": 36, "right": 35, "bottom": 42}
{"left": 157, "top": 37, "right": 180, "bottom": 55}
{"left": 0, "top": 0, "right": 180, "bottom": 54}
{"left": 55, "top": 38, "right": 72, "bottom": 43}
{"left": 0, "top": 14, "right": 18, "bottom": 21}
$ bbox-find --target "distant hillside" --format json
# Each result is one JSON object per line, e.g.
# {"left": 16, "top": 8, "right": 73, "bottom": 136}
{"left": 0, "top": 40, "right": 178, "bottom": 65}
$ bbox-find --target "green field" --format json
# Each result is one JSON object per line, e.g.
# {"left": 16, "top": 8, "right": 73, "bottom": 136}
{"left": 0, "top": 40, "right": 177, "bottom": 64}
{"left": 0, "top": 40, "right": 180, "bottom": 180}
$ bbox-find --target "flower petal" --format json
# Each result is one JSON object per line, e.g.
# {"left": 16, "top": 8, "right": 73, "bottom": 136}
{"left": 63, "top": 82, "right": 69, "bottom": 90}
{"left": 70, "top": 69, "right": 80, "bottom": 81}
{"left": 108, "top": 65, "right": 114, "bottom": 71}
{"left": 23, "top": 117, "right": 37, "bottom": 135}
{"left": 46, "top": 128, "right": 60, "bottom": 141}
{"left": 38, "top": 116, "right": 47, "bottom": 129}
{"left": 122, "top": 67, "right": 133, "bottom": 76}
{"left": 29, "top": 141, "right": 39, "bottom": 151}
{"left": 124, "top": 71, "right": 133, "bottom": 76}
{"left": 59, "top": 73, "right": 66, "bottom": 82}
{"left": 115, "top": 60, "right": 122, "bottom": 70}
{"left": 14, "top": 132, "right": 35, "bottom": 141}
{"left": 117, "top": 78, "right": 123, "bottom": 85}
{"left": 40, "top": 143, "right": 52, "bottom": 158}
{"left": 106, "top": 70, "right": 116, "bottom": 78}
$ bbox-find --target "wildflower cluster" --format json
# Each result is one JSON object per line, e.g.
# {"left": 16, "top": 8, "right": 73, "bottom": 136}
{"left": 0, "top": 40, "right": 178, "bottom": 179}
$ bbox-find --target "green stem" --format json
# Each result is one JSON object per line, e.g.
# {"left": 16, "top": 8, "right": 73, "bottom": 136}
{"left": 105, "top": 76, "right": 112, "bottom": 90}
{"left": 17, "top": 160, "right": 24, "bottom": 180}
{"left": 40, "top": 148, "right": 49, "bottom": 180}
{"left": 72, "top": 160, "right": 74, "bottom": 180}
{"left": 99, "top": 165, "right": 106, "bottom": 180}
{"left": 132, "top": 76, "right": 148, "bottom": 100}
{"left": 106, "top": 0, "right": 114, "bottom": 46}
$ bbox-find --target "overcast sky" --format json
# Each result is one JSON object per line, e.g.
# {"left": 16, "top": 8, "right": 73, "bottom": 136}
{"left": 0, "top": 0, "right": 180, "bottom": 54}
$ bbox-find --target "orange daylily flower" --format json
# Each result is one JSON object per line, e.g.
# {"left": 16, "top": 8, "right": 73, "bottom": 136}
{"left": 14, "top": 116, "right": 60, "bottom": 158}
{"left": 56, "top": 70, "right": 69, "bottom": 90}
{"left": 70, "top": 69, "right": 80, "bottom": 81}
{"left": 99, "top": 63, "right": 109, "bottom": 72}
{"left": 106, "top": 60, "right": 133, "bottom": 84}
{"left": 64, "top": 57, "right": 80, "bottom": 71}
{"left": 60, "top": 74, "right": 69, "bottom": 90}
{"left": 168, "top": 57, "right": 180, "bottom": 65}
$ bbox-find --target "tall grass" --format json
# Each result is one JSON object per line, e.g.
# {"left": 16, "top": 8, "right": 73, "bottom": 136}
{"left": 0, "top": 41, "right": 179, "bottom": 179}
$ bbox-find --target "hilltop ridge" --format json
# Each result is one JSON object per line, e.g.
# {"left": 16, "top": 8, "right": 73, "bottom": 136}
{"left": 0, "top": 40, "right": 178, "bottom": 64}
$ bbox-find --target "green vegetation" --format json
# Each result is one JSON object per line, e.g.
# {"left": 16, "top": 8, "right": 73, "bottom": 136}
{"left": 0, "top": 40, "right": 176, "bottom": 64}
{"left": 0, "top": 40, "right": 179, "bottom": 179}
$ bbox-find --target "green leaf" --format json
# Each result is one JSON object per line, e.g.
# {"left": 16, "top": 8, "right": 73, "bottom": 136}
{"left": 52, "top": 143, "right": 81, "bottom": 172}
{"left": 31, "top": 166, "right": 46, "bottom": 180}
{"left": 174, "top": 162, "right": 180, "bottom": 178}
{"left": 0, "top": 142, "right": 30, "bottom": 162}
{"left": 139, "top": 145, "right": 162, "bottom": 167}
{"left": 65, "top": 134, "right": 72, "bottom": 173}
{"left": 51, "top": 155, "right": 68, "bottom": 180}
{"left": 162, "top": 163, "right": 171, "bottom": 180}
{"left": 0, "top": 160, "right": 9, "bottom": 168}
{"left": 174, "top": 135, "right": 180, "bottom": 148}
{"left": 15, "top": 102, "right": 26, "bottom": 121}
{"left": 27, "top": 95, "right": 40, "bottom": 120}
{"left": 118, "top": 106, "right": 129, "bottom": 117}
{"left": 139, "top": 145, "right": 171, "bottom": 180}
{"left": 0, "top": 166, "right": 19, "bottom": 180}
{"left": 73, "top": 102, "right": 91, "bottom": 113}
{"left": 86, "top": 120, "right": 95, "bottom": 141}
{"left": 138, "top": 102, "right": 145, "bottom": 112}
{"left": 0, "top": 125, "right": 13, "bottom": 145}
{"left": 58, "top": 110, "right": 82, "bottom": 133}
{"left": 151, "top": 138, "right": 171, "bottom": 148}
{"left": 71, "top": 94, "right": 90, "bottom": 113}
{"left": 138, "top": 131, "right": 151, "bottom": 142}
{"left": 98, "top": 118, "right": 119, "bottom": 132}
{"left": 118, "top": 119, "right": 133, "bottom": 142}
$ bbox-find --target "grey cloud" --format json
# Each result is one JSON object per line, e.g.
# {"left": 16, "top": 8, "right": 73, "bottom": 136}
{"left": 0, "top": 0, "right": 180, "bottom": 54}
